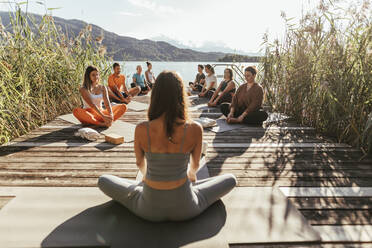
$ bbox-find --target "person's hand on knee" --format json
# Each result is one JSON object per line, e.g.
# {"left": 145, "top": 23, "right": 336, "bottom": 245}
{"left": 227, "top": 112, "right": 234, "bottom": 123}
{"left": 103, "top": 115, "right": 113, "bottom": 127}
{"left": 237, "top": 115, "right": 245, "bottom": 123}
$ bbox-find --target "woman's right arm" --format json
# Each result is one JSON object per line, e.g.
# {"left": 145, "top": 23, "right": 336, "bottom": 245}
{"left": 228, "top": 86, "right": 241, "bottom": 119}
{"left": 189, "top": 122, "right": 203, "bottom": 182}
{"left": 214, "top": 81, "right": 235, "bottom": 104}
{"left": 145, "top": 71, "right": 150, "bottom": 83}
{"left": 79, "top": 87, "right": 105, "bottom": 117}
{"left": 134, "top": 123, "right": 147, "bottom": 178}
{"left": 209, "top": 83, "right": 222, "bottom": 103}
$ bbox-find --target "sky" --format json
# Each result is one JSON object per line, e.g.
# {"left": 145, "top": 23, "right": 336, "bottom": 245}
{"left": 0, "top": 0, "right": 322, "bottom": 54}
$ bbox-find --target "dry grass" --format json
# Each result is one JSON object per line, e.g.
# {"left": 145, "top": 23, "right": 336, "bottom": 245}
{"left": 260, "top": 0, "right": 372, "bottom": 154}
{"left": 0, "top": 9, "right": 110, "bottom": 144}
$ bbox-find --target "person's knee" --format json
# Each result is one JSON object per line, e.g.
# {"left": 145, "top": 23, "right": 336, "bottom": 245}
{"left": 223, "top": 174, "right": 237, "bottom": 188}
{"left": 262, "top": 111, "right": 269, "bottom": 121}
{"left": 97, "top": 174, "right": 113, "bottom": 191}
{"left": 118, "top": 103, "right": 127, "bottom": 112}
{"left": 73, "top": 108, "right": 82, "bottom": 117}
{"left": 220, "top": 104, "right": 229, "bottom": 116}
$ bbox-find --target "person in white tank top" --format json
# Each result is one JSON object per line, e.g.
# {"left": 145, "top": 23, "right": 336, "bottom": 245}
{"left": 73, "top": 66, "right": 127, "bottom": 127}
{"left": 199, "top": 64, "right": 217, "bottom": 99}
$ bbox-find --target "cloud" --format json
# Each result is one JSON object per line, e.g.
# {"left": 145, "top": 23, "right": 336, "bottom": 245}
{"left": 127, "top": 0, "right": 182, "bottom": 15}
{"left": 151, "top": 35, "right": 261, "bottom": 55}
{"left": 119, "top": 11, "right": 143, "bottom": 17}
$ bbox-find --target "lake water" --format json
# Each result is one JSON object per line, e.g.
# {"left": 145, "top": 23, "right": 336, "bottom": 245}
{"left": 112, "top": 61, "right": 258, "bottom": 87}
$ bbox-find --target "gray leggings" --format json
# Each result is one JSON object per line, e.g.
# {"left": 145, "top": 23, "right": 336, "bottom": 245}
{"left": 98, "top": 174, "right": 237, "bottom": 222}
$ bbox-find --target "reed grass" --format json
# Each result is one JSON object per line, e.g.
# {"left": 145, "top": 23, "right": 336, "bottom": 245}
{"left": 0, "top": 9, "right": 110, "bottom": 144}
{"left": 260, "top": 0, "right": 372, "bottom": 154}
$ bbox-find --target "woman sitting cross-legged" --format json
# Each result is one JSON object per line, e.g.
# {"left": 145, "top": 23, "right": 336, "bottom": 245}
{"left": 189, "top": 64, "right": 206, "bottom": 92}
{"left": 73, "top": 65, "right": 127, "bottom": 127}
{"left": 220, "top": 66, "right": 268, "bottom": 125}
{"left": 145, "top": 61, "right": 156, "bottom": 89}
{"left": 207, "top": 68, "right": 236, "bottom": 107}
{"left": 98, "top": 71, "right": 237, "bottom": 222}
{"left": 199, "top": 64, "right": 217, "bottom": 99}
{"left": 132, "top": 65, "right": 151, "bottom": 95}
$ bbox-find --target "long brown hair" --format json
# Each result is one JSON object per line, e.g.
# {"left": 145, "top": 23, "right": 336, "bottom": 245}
{"left": 83, "top": 65, "right": 98, "bottom": 92}
{"left": 148, "top": 71, "right": 189, "bottom": 139}
{"left": 225, "top": 68, "right": 233, "bottom": 80}
{"left": 205, "top": 64, "right": 215, "bottom": 74}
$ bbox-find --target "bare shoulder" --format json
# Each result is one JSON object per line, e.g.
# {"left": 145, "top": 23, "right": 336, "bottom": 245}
{"left": 188, "top": 121, "right": 203, "bottom": 134}
{"left": 79, "top": 86, "right": 87, "bottom": 93}
{"left": 135, "top": 121, "right": 148, "bottom": 133}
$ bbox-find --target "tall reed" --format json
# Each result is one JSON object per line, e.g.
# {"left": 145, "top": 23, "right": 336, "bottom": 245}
{"left": 0, "top": 9, "right": 110, "bottom": 144}
{"left": 261, "top": 0, "right": 372, "bottom": 154}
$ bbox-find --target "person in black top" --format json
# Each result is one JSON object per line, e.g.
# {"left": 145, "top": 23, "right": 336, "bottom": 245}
{"left": 208, "top": 68, "right": 236, "bottom": 107}
{"left": 189, "top": 64, "right": 206, "bottom": 92}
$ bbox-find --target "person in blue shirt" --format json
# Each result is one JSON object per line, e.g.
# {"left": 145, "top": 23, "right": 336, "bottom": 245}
{"left": 131, "top": 65, "right": 151, "bottom": 95}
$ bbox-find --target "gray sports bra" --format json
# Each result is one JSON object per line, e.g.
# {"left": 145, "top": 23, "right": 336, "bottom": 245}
{"left": 145, "top": 122, "right": 190, "bottom": 181}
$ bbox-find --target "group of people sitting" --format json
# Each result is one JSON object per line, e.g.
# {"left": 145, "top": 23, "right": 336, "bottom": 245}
{"left": 70, "top": 63, "right": 269, "bottom": 222}
{"left": 190, "top": 64, "right": 268, "bottom": 124}
{"left": 108, "top": 61, "right": 156, "bottom": 103}
{"left": 73, "top": 62, "right": 156, "bottom": 127}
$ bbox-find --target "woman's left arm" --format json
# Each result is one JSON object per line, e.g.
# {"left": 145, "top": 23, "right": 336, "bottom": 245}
{"left": 238, "top": 87, "right": 263, "bottom": 121}
{"left": 213, "top": 81, "right": 235, "bottom": 103}
{"left": 145, "top": 71, "right": 150, "bottom": 83}
{"left": 209, "top": 83, "right": 222, "bottom": 103}
{"left": 134, "top": 123, "right": 147, "bottom": 178}
{"left": 102, "top": 86, "right": 113, "bottom": 117}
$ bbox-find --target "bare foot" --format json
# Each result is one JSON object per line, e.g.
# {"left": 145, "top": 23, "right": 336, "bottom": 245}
{"left": 228, "top": 118, "right": 241, "bottom": 124}
{"left": 96, "top": 122, "right": 108, "bottom": 127}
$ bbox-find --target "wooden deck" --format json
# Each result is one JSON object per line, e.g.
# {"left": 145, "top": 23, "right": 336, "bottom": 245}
{"left": 1, "top": 94, "right": 372, "bottom": 246}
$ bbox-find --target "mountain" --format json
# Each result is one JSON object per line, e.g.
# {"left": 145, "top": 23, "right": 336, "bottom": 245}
{"left": 151, "top": 34, "right": 262, "bottom": 56}
{"left": 0, "top": 12, "right": 229, "bottom": 61}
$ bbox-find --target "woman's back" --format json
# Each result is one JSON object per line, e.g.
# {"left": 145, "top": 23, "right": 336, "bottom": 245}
{"left": 142, "top": 119, "right": 194, "bottom": 154}
{"left": 98, "top": 70, "right": 236, "bottom": 222}
{"left": 144, "top": 120, "right": 190, "bottom": 182}
{"left": 136, "top": 119, "right": 201, "bottom": 189}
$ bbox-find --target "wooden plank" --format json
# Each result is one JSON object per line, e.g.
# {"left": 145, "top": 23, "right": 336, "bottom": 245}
{"left": 288, "top": 197, "right": 372, "bottom": 210}
{"left": 2, "top": 147, "right": 364, "bottom": 156}
{"left": 2, "top": 177, "right": 372, "bottom": 187}
{"left": 0, "top": 196, "right": 14, "bottom": 210}
{"left": 0, "top": 163, "right": 172, "bottom": 170}
{"left": 0, "top": 170, "right": 137, "bottom": 178}
{"left": 3, "top": 164, "right": 372, "bottom": 175}
{"left": 313, "top": 225, "right": 372, "bottom": 242}
{"left": 3, "top": 142, "right": 351, "bottom": 148}
{"left": 2, "top": 152, "right": 368, "bottom": 165}
{"left": 12, "top": 132, "right": 322, "bottom": 141}
{"left": 0, "top": 145, "right": 361, "bottom": 153}
{"left": 280, "top": 187, "right": 372, "bottom": 197}
{"left": 230, "top": 243, "right": 372, "bottom": 248}
{"left": 1, "top": 156, "right": 370, "bottom": 167}
{"left": 209, "top": 169, "right": 372, "bottom": 178}
{"left": 237, "top": 178, "right": 372, "bottom": 187}
{"left": 11, "top": 127, "right": 318, "bottom": 136}
{"left": 3, "top": 168, "right": 372, "bottom": 180}
{"left": 0, "top": 178, "right": 118, "bottom": 187}
{"left": 301, "top": 209, "right": 372, "bottom": 225}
